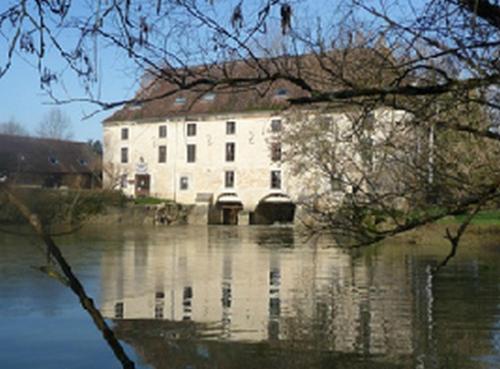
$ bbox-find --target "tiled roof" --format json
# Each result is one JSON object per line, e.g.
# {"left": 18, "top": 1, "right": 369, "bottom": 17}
{"left": 104, "top": 48, "right": 395, "bottom": 123}
{"left": 0, "top": 134, "right": 100, "bottom": 174}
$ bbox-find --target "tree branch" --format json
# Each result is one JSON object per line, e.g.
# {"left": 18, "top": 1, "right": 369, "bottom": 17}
{"left": 0, "top": 184, "right": 135, "bottom": 369}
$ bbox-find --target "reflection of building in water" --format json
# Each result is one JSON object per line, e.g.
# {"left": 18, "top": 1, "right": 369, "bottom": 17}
{"left": 100, "top": 227, "right": 429, "bottom": 356}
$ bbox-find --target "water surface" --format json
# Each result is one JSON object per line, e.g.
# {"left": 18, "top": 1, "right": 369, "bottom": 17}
{"left": 1, "top": 225, "right": 500, "bottom": 369}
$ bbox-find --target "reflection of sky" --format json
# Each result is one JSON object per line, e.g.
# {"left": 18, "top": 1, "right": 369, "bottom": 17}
{"left": 0, "top": 232, "right": 146, "bottom": 369}
{"left": 473, "top": 305, "right": 500, "bottom": 368}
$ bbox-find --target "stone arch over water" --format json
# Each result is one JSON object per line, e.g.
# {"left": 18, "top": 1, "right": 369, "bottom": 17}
{"left": 251, "top": 193, "right": 296, "bottom": 225}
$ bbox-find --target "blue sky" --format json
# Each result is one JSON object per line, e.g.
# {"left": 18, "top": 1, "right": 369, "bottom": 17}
{"left": 0, "top": 0, "right": 403, "bottom": 142}
{"left": 0, "top": 0, "right": 333, "bottom": 143}
{"left": 0, "top": 47, "right": 140, "bottom": 141}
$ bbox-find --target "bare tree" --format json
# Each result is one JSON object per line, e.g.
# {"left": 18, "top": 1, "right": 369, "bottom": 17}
{"left": 0, "top": 117, "right": 28, "bottom": 136}
{"left": 1, "top": 1, "right": 499, "bottom": 246}
{"left": 1, "top": 1, "right": 500, "bottom": 366}
{"left": 37, "top": 108, "right": 73, "bottom": 140}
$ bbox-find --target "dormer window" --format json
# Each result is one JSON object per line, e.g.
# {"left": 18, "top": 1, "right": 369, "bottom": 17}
{"left": 78, "top": 159, "right": 88, "bottom": 166}
{"left": 175, "top": 96, "right": 187, "bottom": 105}
{"left": 49, "top": 157, "right": 59, "bottom": 165}
{"left": 275, "top": 88, "right": 288, "bottom": 97}
{"left": 129, "top": 102, "right": 142, "bottom": 110}
{"left": 202, "top": 92, "right": 216, "bottom": 101}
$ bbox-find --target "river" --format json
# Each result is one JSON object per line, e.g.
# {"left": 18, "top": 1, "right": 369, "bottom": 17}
{"left": 1, "top": 225, "right": 499, "bottom": 369}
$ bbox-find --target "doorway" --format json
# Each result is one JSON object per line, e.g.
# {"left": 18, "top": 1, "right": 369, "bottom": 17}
{"left": 222, "top": 204, "right": 243, "bottom": 225}
{"left": 135, "top": 174, "right": 150, "bottom": 197}
{"left": 222, "top": 206, "right": 241, "bottom": 225}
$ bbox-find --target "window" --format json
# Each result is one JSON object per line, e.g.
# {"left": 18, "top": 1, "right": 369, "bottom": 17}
{"left": 226, "top": 121, "right": 236, "bottom": 135}
{"left": 114, "top": 302, "right": 124, "bottom": 319}
{"left": 187, "top": 144, "right": 196, "bottom": 163}
{"left": 319, "top": 117, "right": 332, "bottom": 131}
{"left": 271, "top": 119, "right": 282, "bottom": 132}
{"left": 120, "top": 174, "right": 128, "bottom": 189}
{"left": 175, "top": 96, "right": 186, "bottom": 105}
{"left": 154, "top": 303, "right": 164, "bottom": 319}
{"left": 180, "top": 176, "right": 189, "bottom": 190}
{"left": 271, "top": 170, "right": 281, "bottom": 189}
{"left": 331, "top": 177, "right": 343, "bottom": 191}
{"left": 158, "top": 145, "right": 167, "bottom": 163}
{"left": 78, "top": 159, "right": 88, "bottom": 166}
{"left": 121, "top": 147, "right": 128, "bottom": 163}
{"left": 48, "top": 156, "right": 59, "bottom": 165}
{"left": 225, "top": 142, "right": 235, "bottom": 162}
{"left": 129, "top": 102, "right": 142, "bottom": 110}
{"left": 203, "top": 92, "right": 216, "bottom": 101}
{"left": 159, "top": 125, "right": 167, "bottom": 138}
{"left": 275, "top": 88, "right": 288, "bottom": 97}
{"left": 121, "top": 128, "right": 129, "bottom": 140}
{"left": 271, "top": 142, "right": 282, "bottom": 161}
{"left": 225, "top": 171, "right": 235, "bottom": 188}
{"left": 187, "top": 123, "right": 197, "bottom": 136}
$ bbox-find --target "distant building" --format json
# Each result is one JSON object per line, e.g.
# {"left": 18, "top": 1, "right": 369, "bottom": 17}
{"left": 0, "top": 134, "right": 101, "bottom": 189}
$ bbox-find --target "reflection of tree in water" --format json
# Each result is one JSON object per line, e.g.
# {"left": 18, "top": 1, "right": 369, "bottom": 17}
{"left": 113, "top": 319, "right": 409, "bottom": 369}
{"left": 420, "top": 261, "right": 500, "bottom": 369}
{"left": 254, "top": 227, "right": 295, "bottom": 248}
{"left": 274, "top": 245, "right": 418, "bottom": 355}
{"left": 207, "top": 225, "right": 295, "bottom": 248}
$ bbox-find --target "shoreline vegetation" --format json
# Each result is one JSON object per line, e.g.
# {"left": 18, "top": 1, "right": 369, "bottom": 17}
{"left": 0, "top": 189, "right": 190, "bottom": 230}
{"left": 1, "top": 188, "right": 500, "bottom": 238}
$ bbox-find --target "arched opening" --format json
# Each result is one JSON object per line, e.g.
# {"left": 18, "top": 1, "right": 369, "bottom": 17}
{"left": 251, "top": 194, "right": 296, "bottom": 225}
{"left": 214, "top": 193, "right": 243, "bottom": 225}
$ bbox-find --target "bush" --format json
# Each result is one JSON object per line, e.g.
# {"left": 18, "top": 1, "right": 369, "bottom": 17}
{"left": 134, "top": 196, "right": 173, "bottom": 205}
{"left": 0, "top": 188, "right": 128, "bottom": 228}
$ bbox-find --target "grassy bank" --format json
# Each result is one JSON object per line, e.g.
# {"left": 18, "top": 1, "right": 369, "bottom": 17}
{"left": 439, "top": 210, "right": 500, "bottom": 225}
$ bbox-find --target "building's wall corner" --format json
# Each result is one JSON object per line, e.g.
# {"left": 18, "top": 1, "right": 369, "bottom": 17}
{"left": 238, "top": 210, "right": 251, "bottom": 226}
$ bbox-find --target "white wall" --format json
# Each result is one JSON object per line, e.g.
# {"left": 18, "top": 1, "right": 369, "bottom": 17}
{"left": 103, "top": 112, "right": 289, "bottom": 210}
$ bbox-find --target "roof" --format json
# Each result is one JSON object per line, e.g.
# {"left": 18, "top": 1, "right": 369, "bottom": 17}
{"left": 104, "top": 48, "right": 397, "bottom": 123}
{"left": 0, "top": 134, "right": 101, "bottom": 175}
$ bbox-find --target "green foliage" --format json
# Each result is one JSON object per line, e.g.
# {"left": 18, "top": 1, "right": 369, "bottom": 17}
{"left": 451, "top": 210, "right": 500, "bottom": 225}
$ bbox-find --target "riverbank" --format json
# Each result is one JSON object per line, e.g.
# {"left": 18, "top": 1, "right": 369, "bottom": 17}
{"left": 441, "top": 210, "right": 500, "bottom": 225}
{"left": 86, "top": 202, "right": 191, "bottom": 226}
{"left": 390, "top": 222, "right": 500, "bottom": 253}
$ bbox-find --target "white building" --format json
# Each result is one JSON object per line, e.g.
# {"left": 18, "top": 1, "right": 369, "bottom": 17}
{"left": 102, "top": 59, "right": 316, "bottom": 226}
{"left": 104, "top": 111, "right": 294, "bottom": 224}
{"left": 103, "top": 58, "right": 409, "bottom": 225}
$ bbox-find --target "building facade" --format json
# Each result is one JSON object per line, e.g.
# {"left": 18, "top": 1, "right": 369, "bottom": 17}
{"left": 102, "top": 54, "right": 409, "bottom": 225}
{"left": 104, "top": 109, "right": 295, "bottom": 225}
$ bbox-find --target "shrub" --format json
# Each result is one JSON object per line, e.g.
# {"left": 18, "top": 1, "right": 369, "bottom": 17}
{"left": 0, "top": 188, "right": 128, "bottom": 228}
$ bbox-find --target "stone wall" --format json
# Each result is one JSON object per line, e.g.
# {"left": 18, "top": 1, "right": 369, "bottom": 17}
{"left": 87, "top": 203, "right": 191, "bottom": 226}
